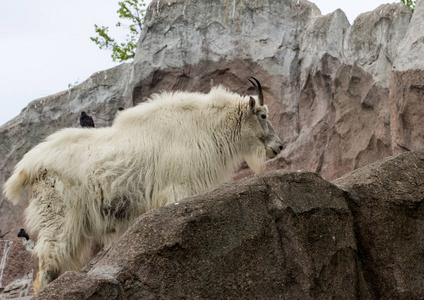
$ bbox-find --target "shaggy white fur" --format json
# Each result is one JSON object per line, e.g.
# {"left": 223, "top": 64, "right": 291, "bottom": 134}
{"left": 3, "top": 86, "right": 282, "bottom": 292}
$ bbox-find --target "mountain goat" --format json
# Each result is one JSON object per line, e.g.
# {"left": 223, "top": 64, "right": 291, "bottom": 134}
{"left": 3, "top": 78, "right": 283, "bottom": 292}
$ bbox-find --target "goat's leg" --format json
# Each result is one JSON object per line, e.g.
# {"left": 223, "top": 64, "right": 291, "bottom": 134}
{"left": 27, "top": 174, "right": 89, "bottom": 292}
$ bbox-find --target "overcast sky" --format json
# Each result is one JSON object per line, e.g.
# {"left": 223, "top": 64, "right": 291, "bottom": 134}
{"left": 0, "top": 0, "right": 396, "bottom": 126}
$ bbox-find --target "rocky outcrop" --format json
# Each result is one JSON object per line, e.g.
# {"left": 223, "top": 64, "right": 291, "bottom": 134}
{"left": 31, "top": 151, "right": 424, "bottom": 299}
{"left": 126, "top": 0, "right": 413, "bottom": 180}
{"left": 2, "top": 0, "right": 424, "bottom": 297}
{"left": 390, "top": 1, "right": 424, "bottom": 154}
{"left": 34, "top": 170, "right": 368, "bottom": 299}
{"left": 334, "top": 151, "right": 424, "bottom": 299}
{"left": 0, "top": 239, "right": 33, "bottom": 298}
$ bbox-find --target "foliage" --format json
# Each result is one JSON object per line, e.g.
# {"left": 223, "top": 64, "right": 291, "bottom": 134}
{"left": 91, "top": 0, "right": 146, "bottom": 62}
{"left": 400, "top": 0, "right": 416, "bottom": 12}
{"left": 68, "top": 79, "right": 79, "bottom": 89}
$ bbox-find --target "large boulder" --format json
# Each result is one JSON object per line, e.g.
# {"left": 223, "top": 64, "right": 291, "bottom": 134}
{"left": 34, "top": 170, "right": 371, "bottom": 299}
{"left": 334, "top": 151, "right": 424, "bottom": 299}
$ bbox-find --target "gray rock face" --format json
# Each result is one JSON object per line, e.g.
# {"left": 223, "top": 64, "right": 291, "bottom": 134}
{"left": 132, "top": 0, "right": 320, "bottom": 77}
{"left": 389, "top": 0, "right": 424, "bottom": 154}
{"left": 125, "top": 0, "right": 414, "bottom": 181}
{"left": 394, "top": 0, "right": 424, "bottom": 72}
{"left": 2, "top": 0, "right": 424, "bottom": 297}
{"left": 343, "top": 4, "right": 412, "bottom": 87}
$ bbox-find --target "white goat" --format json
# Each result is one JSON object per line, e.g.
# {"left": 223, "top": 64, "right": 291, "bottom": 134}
{"left": 3, "top": 78, "right": 282, "bottom": 292}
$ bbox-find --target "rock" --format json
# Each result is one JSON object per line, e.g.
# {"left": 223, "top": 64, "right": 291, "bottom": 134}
{"left": 390, "top": 0, "right": 424, "bottom": 154}
{"left": 272, "top": 2, "right": 410, "bottom": 179}
{"left": 33, "top": 170, "right": 372, "bottom": 299}
{"left": 125, "top": 0, "right": 412, "bottom": 181}
{"left": 393, "top": 0, "right": 424, "bottom": 72}
{"left": 33, "top": 272, "right": 123, "bottom": 300}
{"left": 0, "top": 271, "right": 33, "bottom": 299}
{"left": 334, "top": 151, "right": 424, "bottom": 299}
{"left": 343, "top": 3, "right": 411, "bottom": 87}
{"left": 0, "top": 239, "right": 33, "bottom": 298}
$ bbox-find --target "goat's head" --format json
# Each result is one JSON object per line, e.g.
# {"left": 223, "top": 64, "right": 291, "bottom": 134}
{"left": 241, "top": 77, "right": 283, "bottom": 172}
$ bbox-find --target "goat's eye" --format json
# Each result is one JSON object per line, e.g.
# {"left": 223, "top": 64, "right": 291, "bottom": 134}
{"left": 261, "top": 114, "right": 267, "bottom": 119}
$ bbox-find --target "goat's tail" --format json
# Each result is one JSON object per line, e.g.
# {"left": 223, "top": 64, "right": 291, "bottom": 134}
{"left": 4, "top": 166, "right": 32, "bottom": 205}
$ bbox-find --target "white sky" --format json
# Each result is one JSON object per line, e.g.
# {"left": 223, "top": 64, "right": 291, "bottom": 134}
{"left": 0, "top": 0, "right": 395, "bottom": 126}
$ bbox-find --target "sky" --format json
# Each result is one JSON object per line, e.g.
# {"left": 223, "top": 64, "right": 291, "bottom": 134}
{"left": 0, "top": 0, "right": 396, "bottom": 126}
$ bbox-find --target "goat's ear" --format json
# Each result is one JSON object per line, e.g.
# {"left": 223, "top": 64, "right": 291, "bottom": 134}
{"left": 248, "top": 97, "right": 256, "bottom": 112}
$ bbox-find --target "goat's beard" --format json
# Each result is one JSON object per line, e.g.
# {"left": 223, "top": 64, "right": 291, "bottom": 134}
{"left": 243, "top": 147, "right": 266, "bottom": 174}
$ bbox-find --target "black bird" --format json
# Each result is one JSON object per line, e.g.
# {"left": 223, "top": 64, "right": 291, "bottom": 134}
{"left": 118, "top": 107, "right": 124, "bottom": 111}
{"left": 17, "top": 228, "right": 29, "bottom": 240}
{"left": 80, "top": 111, "right": 95, "bottom": 128}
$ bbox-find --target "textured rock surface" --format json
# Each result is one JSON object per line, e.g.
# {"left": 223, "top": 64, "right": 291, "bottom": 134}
{"left": 390, "top": 1, "right": 424, "bottom": 154}
{"left": 126, "top": 0, "right": 413, "bottom": 180}
{"left": 334, "top": 151, "right": 424, "bottom": 299}
{"left": 0, "top": 239, "right": 33, "bottom": 299}
{"left": 1, "top": 0, "right": 424, "bottom": 297}
{"left": 34, "top": 170, "right": 372, "bottom": 299}
{"left": 32, "top": 272, "right": 124, "bottom": 300}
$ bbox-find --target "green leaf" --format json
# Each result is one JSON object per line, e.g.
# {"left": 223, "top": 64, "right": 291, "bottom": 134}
{"left": 90, "top": 0, "right": 146, "bottom": 62}
{"left": 400, "top": 0, "right": 416, "bottom": 12}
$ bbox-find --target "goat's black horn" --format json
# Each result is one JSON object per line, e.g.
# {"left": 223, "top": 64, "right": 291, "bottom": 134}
{"left": 249, "top": 77, "right": 264, "bottom": 106}
{"left": 248, "top": 78, "right": 256, "bottom": 88}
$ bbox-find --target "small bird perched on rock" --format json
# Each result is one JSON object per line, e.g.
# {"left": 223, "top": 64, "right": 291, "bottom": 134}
{"left": 17, "top": 228, "right": 30, "bottom": 240}
{"left": 80, "top": 111, "right": 95, "bottom": 128}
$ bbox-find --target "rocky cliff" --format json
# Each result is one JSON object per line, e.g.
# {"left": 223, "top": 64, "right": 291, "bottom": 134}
{"left": 1, "top": 0, "right": 424, "bottom": 298}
